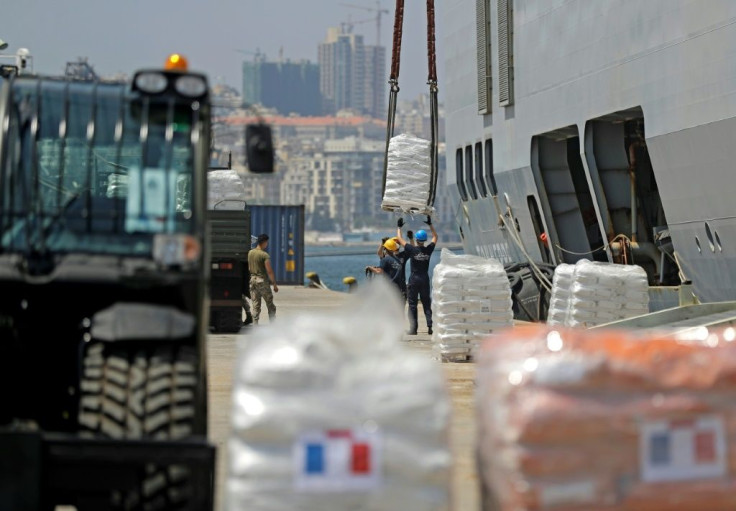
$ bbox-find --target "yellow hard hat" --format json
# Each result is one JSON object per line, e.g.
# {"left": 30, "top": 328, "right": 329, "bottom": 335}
{"left": 383, "top": 239, "right": 399, "bottom": 252}
{"left": 165, "top": 53, "right": 188, "bottom": 71}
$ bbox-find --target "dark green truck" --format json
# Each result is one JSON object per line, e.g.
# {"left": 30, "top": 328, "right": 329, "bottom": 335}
{"left": 208, "top": 198, "right": 251, "bottom": 333}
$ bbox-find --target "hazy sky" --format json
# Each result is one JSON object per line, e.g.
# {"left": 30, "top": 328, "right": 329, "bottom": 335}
{"left": 1, "top": 0, "right": 446, "bottom": 101}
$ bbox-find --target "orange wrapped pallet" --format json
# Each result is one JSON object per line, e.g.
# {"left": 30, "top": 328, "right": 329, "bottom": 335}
{"left": 476, "top": 325, "right": 736, "bottom": 511}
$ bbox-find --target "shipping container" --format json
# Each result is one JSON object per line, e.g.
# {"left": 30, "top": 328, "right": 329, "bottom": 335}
{"left": 249, "top": 205, "right": 305, "bottom": 285}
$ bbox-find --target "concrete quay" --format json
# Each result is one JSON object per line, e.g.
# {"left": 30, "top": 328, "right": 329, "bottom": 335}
{"left": 207, "top": 285, "right": 478, "bottom": 511}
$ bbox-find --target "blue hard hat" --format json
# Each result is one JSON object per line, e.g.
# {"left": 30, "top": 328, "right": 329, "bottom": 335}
{"left": 415, "top": 229, "right": 428, "bottom": 242}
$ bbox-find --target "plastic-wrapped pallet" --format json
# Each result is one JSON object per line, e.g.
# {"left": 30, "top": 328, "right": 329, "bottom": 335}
{"left": 477, "top": 325, "right": 736, "bottom": 511}
{"left": 565, "top": 259, "right": 649, "bottom": 328}
{"left": 208, "top": 169, "right": 247, "bottom": 210}
{"left": 546, "top": 263, "right": 574, "bottom": 326}
{"left": 106, "top": 173, "right": 128, "bottom": 198}
{"left": 381, "top": 133, "right": 434, "bottom": 215}
{"left": 432, "top": 249, "right": 513, "bottom": 361}
{"left": 226, "top": 278, "right": 451, "bottom": 511}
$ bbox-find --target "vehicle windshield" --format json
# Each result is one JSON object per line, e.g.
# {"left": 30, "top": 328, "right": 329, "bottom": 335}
{"left": 0, "top": 78, "right": 198, "bottom": 257}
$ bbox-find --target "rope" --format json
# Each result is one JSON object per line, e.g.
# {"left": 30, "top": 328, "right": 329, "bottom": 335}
{"left": 426, "top": 0, "right": 437, "bottom": 82}
{"left": 553, "top": 233, "right": 634, "bottom": 258}
{"left": 554, "top": 243, "right": 607, "bottom": 256}
{"left": 389, "top": 0, "right": 405, "bottom": 81}
{"left": 499, "top": 211, "right": 553, "bottom": 292}
{"left": 382, "top": 0, "right": 439, "bottom": 209}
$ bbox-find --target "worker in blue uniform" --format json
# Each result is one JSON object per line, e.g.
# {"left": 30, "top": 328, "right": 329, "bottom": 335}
{"left": 396, "top": 216, "right": 437, "bottom": 335}
{"left": 366, "top": 238, "right": 407, "bottom": 302}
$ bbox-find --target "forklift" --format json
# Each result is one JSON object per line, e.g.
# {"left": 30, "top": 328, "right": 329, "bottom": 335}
{"left": 0, "top": 54, "right": 273, "bottom": 510}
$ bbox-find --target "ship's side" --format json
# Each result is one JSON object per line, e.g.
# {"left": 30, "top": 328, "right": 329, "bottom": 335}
{"left": 443, "top": 0, "right": 736, "bottom": 303}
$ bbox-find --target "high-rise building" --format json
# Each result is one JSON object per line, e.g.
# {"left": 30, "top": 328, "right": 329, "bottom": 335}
{"left": 319, "top": 27, "right": 386, "bottom": 118}
{"left": 364, "top": 45, "right": 387, "bottom": 120}
{"left": 242, "top": 57, "right": 321, "bottom": 116}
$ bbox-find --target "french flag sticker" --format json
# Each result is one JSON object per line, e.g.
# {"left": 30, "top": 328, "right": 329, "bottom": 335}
{"left": 640, "top": 415, "right": 727, "bottom": 482}
{"left": 294, "top": 428, "right": 383, "bottom": 491}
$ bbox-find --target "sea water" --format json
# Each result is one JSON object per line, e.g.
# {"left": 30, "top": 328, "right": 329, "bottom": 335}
{"left": 304, "top": 245, "right": 453, "bottom": 292}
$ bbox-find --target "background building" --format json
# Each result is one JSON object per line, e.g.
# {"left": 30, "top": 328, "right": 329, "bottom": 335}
{"left": 363, "top": 45, "right": 387, "bottom": 120}
{"left": 215, "top": 75, "right": 458, "bottom": 241}
{"left": 242, "top": 56, "right": 321, "bottom": 116}
{"left": 319, "top": 27, "right": 386, "bottom": 118}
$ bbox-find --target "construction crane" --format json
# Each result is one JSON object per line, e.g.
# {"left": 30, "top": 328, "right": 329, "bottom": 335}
{"left": 340, "top": 1, "right": 389, "bottom": 45}
{"left": 234, "top": 48, "right": 265, "bottom": 61}
{"left": 340, "top": 14, "right": 378, "bottom": 35}
{"left": 65, "top": 57, "right": 98, "bottom": 81}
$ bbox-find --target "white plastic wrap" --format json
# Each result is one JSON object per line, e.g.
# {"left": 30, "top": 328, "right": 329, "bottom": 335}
{"left": 431, "top": 249, "right": 513, "bottom": 359}
{"left": 226, "top": 279, "right": 451, "bottom": 511}
{"left": 545, "top": 263, "right": 574, "bottom": 326}
{"left": 208, "top": 169, "right": 247, "bottom": 210}
{"left": 557, "top": 259, "right": 650, "bottom": 328}
{"left": 381, "top": 134, "right": 434, "bottom": 215}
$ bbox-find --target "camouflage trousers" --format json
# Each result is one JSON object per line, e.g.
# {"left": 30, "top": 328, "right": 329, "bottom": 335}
{"left": 241, "top": 294, "right": 253, "bottom": 324}
{"left": 250, "top": 276, "right": 276, "bottom": 323}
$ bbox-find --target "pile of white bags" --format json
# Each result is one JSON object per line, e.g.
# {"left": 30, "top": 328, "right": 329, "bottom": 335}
{"left": 547, "top": 259, "right": 649, "bottom": 328}
{"left": 226, "top": 279, "right": 452, "bottom": 511}
{"left": 106, "top": 173, "right": 128, "bottom": 198}
{"left": 432, "top": 249, "right": 513, "bottom": 360}
{"left": 381, "top": 134, "right": 434, "bottom": 215}
{"left": 208, "top": 169, "right": 247, "bottom": 210}
{"left": 545, "top": 263, "right": 574, "bottom": 326}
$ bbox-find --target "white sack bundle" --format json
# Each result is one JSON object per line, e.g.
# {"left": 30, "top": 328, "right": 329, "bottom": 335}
{"left": 546, "top": 263, "right": 574, "bottom": 326}
{"left": 381, "top": 134, "right": 434, "bottom": 215}
{"left": 565, "top": 259, "right": 650, "bottom": 328}
{"left": 207, "top": 169, "right": 247, "bottom": 210}
{"left": 432, "top": 249, "right": 513, "bottom": 359}
{"left": 226, "top": 278, "right": 452, "bottom": 511}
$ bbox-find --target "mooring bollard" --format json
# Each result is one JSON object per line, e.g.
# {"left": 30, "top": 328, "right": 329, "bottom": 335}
{"left": 342, "top": 276, "right": 357, "bottom": 292}
{"left": 306, "top": 272, "right": 328, "bottom": 290}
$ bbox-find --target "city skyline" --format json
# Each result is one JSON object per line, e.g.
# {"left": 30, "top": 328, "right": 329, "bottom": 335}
{"left": 0, "top": 0, "right": 445, "bottom": 101}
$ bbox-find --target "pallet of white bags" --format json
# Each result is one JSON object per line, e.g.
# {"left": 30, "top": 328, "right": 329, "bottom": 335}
{"left": 381, "top": 204, "right": 435, "bottom": 216}
{"left": 381, "top": 134, "right": 435, "bottom": 215}
{"left": 440, "top": 352, "right": 473, "bottom": 363}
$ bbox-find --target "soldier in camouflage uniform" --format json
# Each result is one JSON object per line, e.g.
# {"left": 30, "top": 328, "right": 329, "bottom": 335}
{"left": 248, "top": 234, "right": 278, "bottom": 324}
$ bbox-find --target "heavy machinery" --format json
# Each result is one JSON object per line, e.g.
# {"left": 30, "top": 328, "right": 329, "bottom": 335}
{"left": 207, "top": 169, "right": 252, "bottom": 333}
{"left": 0, "top": 55, "right": 273, "bottom": 509}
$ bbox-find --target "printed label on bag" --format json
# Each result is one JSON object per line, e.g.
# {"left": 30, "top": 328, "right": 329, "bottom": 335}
{"left": 540, "top": 480, "right": 596, "bottom": 507}
{"left": 640, "top": 415, "right": 727, "bottom": 482}
{"left": 294, "top": 429, "right": 382, "bottom": 491}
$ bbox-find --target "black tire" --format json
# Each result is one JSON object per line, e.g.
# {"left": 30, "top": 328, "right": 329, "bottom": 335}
{"left": 78, "top": 343, "right": 198, "bottom": 510}
{"left": 214, "top": 308, "right": 243, "bottom": 334}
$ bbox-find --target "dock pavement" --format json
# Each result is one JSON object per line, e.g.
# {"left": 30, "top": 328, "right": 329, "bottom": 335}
{"left": 208, "top": 285, "right": 478, "bottom": 511}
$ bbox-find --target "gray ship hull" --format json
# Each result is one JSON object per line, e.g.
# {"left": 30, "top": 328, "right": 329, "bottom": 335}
{"left": 443, "top": 0, "right": 736, "bottom": 303}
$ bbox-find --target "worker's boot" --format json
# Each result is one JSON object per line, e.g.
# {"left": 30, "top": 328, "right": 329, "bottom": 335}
{"left": 243, "top": 311, "right": 253, "bottom": 326}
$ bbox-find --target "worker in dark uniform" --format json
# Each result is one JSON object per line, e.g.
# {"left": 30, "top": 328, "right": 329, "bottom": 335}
{"left": 396, "top": 216, "right": 437, "bottom": 335}
{"left": 366, "top": 238, "right": 407, "bottom": 302}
